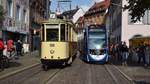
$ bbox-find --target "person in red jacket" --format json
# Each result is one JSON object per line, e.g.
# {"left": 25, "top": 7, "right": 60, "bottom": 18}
{"left": 7, "top": 39, "right": 14, "bottom": 57}
{"left": 0, "top": 38, "right": 5, "bottom": 70}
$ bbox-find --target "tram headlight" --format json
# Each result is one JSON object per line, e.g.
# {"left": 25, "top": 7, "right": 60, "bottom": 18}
{"left": 96, "top": 45, "right": 101, "bottom": 49}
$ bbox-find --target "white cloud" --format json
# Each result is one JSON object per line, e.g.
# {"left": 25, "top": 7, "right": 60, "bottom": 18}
{"left": 94, "top": 0, "right": 104, "bottom": 2}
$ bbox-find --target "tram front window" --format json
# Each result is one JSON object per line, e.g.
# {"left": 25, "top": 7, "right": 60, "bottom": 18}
{"left": 88, "top": 29, "right": 106, "bottom": 55}
{"left": 46, "top": 29, "right": 58, "bottom": 41}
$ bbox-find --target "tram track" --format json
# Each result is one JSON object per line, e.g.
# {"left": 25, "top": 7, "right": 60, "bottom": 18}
{"left": 104, "top": 65, "right": 119, "bottom": 84}
{"left": 0, "top": 63, "right": 40, "bottom": 81}
{"left": 104, "top": 64, "right": 134, "bottom": 84}
{"left": 0, "top": 57, "right": 135, "bottom": 84}
{"left": 0, "top": 64, "right": 43, "bottom": 84}
{"left": 20, "top": 67, "right": 62, "bottom": 84}
{"left": 44, "top": 60, "right": 134, "bottom": 84}
{"left": 45, "top": 69, "right": 62, "bottom": 84}
{"left": 0, "top": 63, "right": 63, "bottom": 84}
{"left": 87, "top": 63, "right": 133, "bottom": 84}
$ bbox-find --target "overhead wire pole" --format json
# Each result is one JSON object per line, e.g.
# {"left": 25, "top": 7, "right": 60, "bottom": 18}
{"left": 58, "top": 0, "right": 72, "bottom": 11}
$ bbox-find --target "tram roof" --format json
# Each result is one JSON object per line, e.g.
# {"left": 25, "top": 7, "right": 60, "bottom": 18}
{"left": 42, "top": 18, "right": 74, "bottom": 25}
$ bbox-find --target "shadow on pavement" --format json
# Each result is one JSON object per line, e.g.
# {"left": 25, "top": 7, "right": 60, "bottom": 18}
{"left": 8, "top": 62, "right": 21, "bottom": 68}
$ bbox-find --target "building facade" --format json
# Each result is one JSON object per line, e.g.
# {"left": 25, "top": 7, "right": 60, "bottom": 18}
{"left": 2, "top": 0, "right": 29, "bottom": 44}
{"left": 109, "top": 0, "right": 150, "bottom": 46}
{"left": 29, "top": 0, "right": 51, "bottom": 51}
{"left": 0, "top": 0, "right": 51, "bottom": 51}
{"left": 84, "top": 0, "right": 110, "bottom": 26}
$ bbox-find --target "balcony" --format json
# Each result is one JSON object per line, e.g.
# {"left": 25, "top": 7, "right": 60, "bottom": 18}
{"left": 15, "top": 20, "right": 29, "bottom": 34}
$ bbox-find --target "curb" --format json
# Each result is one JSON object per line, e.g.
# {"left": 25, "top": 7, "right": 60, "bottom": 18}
{"left": 0, "top": 63, "right": 40, "bottom": 80}
{"left": 113, "top": 65, "right": 135, "bottom": 84}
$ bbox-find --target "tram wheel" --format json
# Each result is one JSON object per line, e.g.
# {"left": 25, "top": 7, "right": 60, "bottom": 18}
{"left": 42, "top": 64, "right": 48, "bottom": 71}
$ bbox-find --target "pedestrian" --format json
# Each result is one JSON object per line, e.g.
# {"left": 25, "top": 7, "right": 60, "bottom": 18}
{"left": 114, "top": 43, "right": 119, "bottom": 62}
{"left": 137, "top": 43, "right": 147, "bottom": 67}
{"left": 128, "top": 45, "right": 134, "bottom": 64}
{"left": 109, "top": 43, "right": 114, "bottom": 61}
{"left": 118, "top": 42, "right": 123, "bottom": 62}
{"left": 0, "top": 38, "right": 5, "bottom": 70}
{"left": 121, "top": 41, "right": 129, "bottom": 66}
{"left": 16, "top": 40, "right": 23, "bottom": 58}
{"left": 145, "top": 44, "right": 150, "bottom": 65}
{"left": 7, "top": 39, "right": 15, "bottom": 58}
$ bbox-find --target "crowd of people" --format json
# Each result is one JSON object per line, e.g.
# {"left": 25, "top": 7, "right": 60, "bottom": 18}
{"left": 110, "top": 41, "right": 150, "bottom": 67}
{"left": 0, "top": 38, "right": 23, "bottom": 70}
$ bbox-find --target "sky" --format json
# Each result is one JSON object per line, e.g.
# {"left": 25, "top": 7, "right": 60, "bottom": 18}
{"left": 50, "top": 0, "right": 104, "bottom": 13}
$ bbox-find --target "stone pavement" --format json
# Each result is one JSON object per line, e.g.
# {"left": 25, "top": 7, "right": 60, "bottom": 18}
{"left": 0, "top": 51, "right": 150, "bottom": 84}
{"left": 113, "top": 61, "right": 150, "bottom": 84}
{"left": 0, "top": 51, "right": 40, "bottom": 80}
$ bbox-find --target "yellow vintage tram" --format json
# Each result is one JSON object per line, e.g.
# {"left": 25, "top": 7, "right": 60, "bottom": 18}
{"left": 40, "top": 18, "right": 78, "bottom": 70}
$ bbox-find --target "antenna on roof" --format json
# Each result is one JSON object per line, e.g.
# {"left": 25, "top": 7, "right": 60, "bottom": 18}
{"left": 56, "top": 0, "right": 72, "bottom": 14}
{"left": 56, "top": 0, "right": 61, "bottom": 15}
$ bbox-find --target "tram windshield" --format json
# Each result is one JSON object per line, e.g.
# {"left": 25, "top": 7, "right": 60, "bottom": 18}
{"left": 88, "top": 29, "right": 106, "bottom": 49}
{"left": 46, "top": 29, "right": 58, "bottom": 41}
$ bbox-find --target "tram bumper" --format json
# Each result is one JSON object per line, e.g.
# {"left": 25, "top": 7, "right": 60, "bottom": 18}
{"left": 88, "top": 54, "right": 108, "bottom": 64}
{"left": 41, "top": 58, "right": 68, "bottom": 65}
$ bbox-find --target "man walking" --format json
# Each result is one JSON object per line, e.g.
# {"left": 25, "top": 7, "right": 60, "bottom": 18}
{"left": 137, "top": 43, "right": 147, "bottom": 66}
{"left": 121, "top": 41, "right": 129, "bottom": 66}
{"left": 16, "top": 40, "right": 23, "bottom": 58}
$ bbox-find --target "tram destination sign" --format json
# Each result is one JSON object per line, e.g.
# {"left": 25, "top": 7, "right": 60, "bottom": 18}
{"left": 46, "top": 25, "right": 59, "bottom": 29}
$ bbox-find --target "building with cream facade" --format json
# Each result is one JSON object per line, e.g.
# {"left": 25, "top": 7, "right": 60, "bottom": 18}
{"left": 109, "top": 0, "right": 150, "bottom": 46}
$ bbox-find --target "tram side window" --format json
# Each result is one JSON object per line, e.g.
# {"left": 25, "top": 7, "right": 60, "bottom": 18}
{"left": 46, "top": 29, "right": 58, "bottom": 41}
{"left": 41, "top": 24, "right": 45, "bottom": 41}
{"left": 61, "top": 24, "right": 65, "bottom": 41}
{"left": 69, "top": 26, "right": 71, "bottom": 41}
{"left": 66, "top": 25, "right": 68, "bottom": 41}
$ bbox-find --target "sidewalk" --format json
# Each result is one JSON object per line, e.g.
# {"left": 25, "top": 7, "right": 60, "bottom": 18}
{"left": 113, "top": 61, "right": 150, "bottom": 84}
{"left": 0, "top": 51, "right": 40, "bottom": 79}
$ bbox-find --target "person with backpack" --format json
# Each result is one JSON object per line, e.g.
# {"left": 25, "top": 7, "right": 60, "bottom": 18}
{"left": 0, "top": 38, "right": 5, "bottom": 70}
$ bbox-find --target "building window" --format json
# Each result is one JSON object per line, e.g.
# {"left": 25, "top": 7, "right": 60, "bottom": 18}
{"left": 142, "top": 10, "right": 150, "bottom": 25}
{"left": 23, "top": 9, "right": 27, "bottom": 23}
{"left": 128, "top": 10, "right": 150, "bottom": 25}
{"left": 16, "top": 5, "right": 20, "bottom": 21}
{"left": 7, "top": 0, "right": 13, "bottom": 17}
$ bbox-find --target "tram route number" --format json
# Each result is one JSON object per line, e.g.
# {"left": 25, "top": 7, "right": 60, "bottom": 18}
{"left": 49, "top": 44, "right": 55, "bottom": 47}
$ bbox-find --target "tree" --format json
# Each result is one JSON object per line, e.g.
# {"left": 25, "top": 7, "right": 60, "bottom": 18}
{"left": 0, "top": 5, "right": 5, "bottom": 25}
{"left": 124, "top": 0, "right": 150, "bottom": 22}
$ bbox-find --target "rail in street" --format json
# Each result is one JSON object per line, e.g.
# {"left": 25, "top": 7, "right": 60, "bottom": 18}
{"left": 0, "top": 57, "right": 134, "bottom": 84}
{"left": 45, "top": 58, "right": 133, "bottom": 84}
